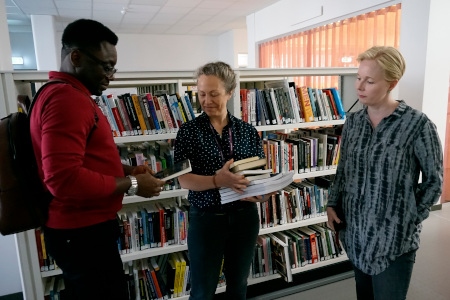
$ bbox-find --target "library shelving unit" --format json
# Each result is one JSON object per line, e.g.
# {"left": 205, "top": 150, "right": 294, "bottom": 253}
{"left": 0, "top": 67, "right": 357, "bottom": 300}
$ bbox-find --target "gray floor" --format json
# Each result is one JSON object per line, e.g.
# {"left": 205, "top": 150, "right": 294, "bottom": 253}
{"left": 269, "top": 202, "right": 450, "bottom": 300}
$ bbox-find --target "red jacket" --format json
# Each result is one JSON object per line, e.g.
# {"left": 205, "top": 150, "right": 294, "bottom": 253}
{"left": 30, "top": 71, "right": 124, "bottom": 229}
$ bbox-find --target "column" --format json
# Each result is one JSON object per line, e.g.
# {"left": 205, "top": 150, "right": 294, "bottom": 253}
{"left": 31, "top": 15, "right": 58, "bottom": 70}
{"left": 398, "top": 0, "right": 450, "bottom": 143}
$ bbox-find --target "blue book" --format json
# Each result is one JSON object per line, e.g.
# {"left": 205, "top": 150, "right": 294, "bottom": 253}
{"left": 183, "top": 93, "right": 196, "bottom": 120}
{"left": 328, "top": 87, "right": 346, "bottom": 119}
{"left": 306, "top": 87, "right": 319, "bottom": 121}
{"left": 145, "top": 93, "right": 162, "bottom": 132}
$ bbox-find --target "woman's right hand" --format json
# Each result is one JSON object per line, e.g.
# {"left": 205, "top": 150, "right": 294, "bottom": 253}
{"left": 215, "top": 159, "right": 250, "bottom": 194}
{"left": 327, "top": 206, "right": 343, "bottom": 232}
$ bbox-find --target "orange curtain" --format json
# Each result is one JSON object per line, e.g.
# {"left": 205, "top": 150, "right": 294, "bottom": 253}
{"left": 259, "top": 4, "right": 402, "bottom": 88}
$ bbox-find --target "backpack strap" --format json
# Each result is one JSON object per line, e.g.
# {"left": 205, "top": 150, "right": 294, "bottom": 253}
{"left": 29, "top": 79, "right": 98, "bottom": 140}
{"left": 27, "top": 80, "right": 67, "bottom": 117}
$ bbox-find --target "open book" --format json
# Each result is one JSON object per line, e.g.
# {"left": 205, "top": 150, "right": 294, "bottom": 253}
{"left": 154, "top": 159, "right": 192, "bottom": 181}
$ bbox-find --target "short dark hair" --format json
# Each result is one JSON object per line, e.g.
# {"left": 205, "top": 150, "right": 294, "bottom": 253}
{"left": 61, "top": 19, "right": 118, "bottom": 51}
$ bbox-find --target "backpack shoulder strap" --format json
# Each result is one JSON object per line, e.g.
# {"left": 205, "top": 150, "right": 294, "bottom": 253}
{"left": 29, "top": 79, "right": 98, "bottom": 140}
{"left": 27, "top": 80, "right": 67, "bottom": 117}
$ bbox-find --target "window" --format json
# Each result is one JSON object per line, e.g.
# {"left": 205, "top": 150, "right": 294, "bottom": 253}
{"left": 258, "top": 4, "right": 401, "bottom": 88}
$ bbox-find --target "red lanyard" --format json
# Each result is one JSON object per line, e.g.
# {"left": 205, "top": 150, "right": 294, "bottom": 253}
{"left": 209, "top": 123, "right": 233, "bottom": 164}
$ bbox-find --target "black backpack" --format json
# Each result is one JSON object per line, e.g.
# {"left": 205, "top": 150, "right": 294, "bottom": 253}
{"left": 0, "top": 81, "right": 62, "bottom": 235}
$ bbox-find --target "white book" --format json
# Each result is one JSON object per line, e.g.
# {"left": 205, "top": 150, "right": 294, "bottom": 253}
{"left": 236, "top": 169, "right": 273, "bottom": 175}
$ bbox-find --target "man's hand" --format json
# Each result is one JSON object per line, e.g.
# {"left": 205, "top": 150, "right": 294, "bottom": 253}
{"left": 135, "top": 172, "right": 166, "bottom": 198}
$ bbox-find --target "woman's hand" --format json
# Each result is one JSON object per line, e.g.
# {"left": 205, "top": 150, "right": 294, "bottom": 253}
{"left": 241, "top": 192, "right": 277, "bottom": 203}
{"left": 327, "top": 206, "right": 344, "bottom": 231}
{"left": 215, "top": 159, "right": 250, "bottom": 194}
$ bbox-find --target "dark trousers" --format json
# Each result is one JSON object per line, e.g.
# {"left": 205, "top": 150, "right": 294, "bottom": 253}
{"left": 44, "top": 219, "right": 128, "bottom": 300}
{"left": 187, "top": 203, "right": 260, "bottom": 300}
{"left": 352, "top": 249, "right": 417, "bottom": 300}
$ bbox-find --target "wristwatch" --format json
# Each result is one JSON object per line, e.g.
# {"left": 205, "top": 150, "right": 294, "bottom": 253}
{"left": 126, "top": 175, "right": 138, "bottom": 196}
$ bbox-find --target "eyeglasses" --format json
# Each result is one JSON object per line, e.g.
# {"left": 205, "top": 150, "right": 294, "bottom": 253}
{"left": 76, "top": 48, "right": 117, "bottom": 77}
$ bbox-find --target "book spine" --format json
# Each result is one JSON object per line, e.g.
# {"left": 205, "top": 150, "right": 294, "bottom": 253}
{"left": 131, "top": 94, "right": 149, "bottom": 135}
{"left": 97, "top": 95, "right": 119, "bottom": 137}
{"left": 179, "top": 93, "right": 193, "bottom": 121}
{"left": 158, "top": 95, "right": 176, "bottom": 133}
{"left": 116, "top": 96, "right": 134, "bottom": 135}
{"left": 330, "top": 87, "right": 346, "bottom": 119}
{"left": 139, "top": 94, "right": 155, "bottom": 134}
{"left": 107, "top": 95, "right": 127, "bottom": 136}
{"left": 123, "top": 93, "right": 141, "bottom": 135}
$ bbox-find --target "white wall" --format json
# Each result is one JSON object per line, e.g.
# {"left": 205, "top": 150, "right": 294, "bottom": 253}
{"left": 0, "top": 235, "right": 22, "bottom": 296}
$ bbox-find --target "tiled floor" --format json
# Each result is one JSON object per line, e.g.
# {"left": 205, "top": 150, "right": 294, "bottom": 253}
{"left": 259, "top": 202, "right": 450, "bottom": 300}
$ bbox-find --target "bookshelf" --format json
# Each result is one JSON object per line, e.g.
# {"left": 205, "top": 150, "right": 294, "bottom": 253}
{"left": 0, "top": 67, "right": 356, "bottom": 300}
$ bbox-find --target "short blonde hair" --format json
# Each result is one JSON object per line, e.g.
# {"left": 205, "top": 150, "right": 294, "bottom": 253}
{"left": 357, "top": 46, "right": 406, "bottom": 82}
{"left": 194, "top": 61, "right": 236, "bottom": 94}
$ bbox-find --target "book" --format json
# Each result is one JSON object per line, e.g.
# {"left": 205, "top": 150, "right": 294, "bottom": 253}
{"left": 236, "top": 168, "right": 273, "bottom": 175}
{"left": 131, "top": 94, "right": 149, "bottom": 134}
{"left": 267, "top": 233, "right": 293, "bottom": 282}
{"left": 219, "top": 171, "right": 294, "bottom": 204}
{"left": 122, "top": 93, "right": 141, "bottom": 135}
{"left": 116, "top": 95, "right": 134, "bottom": 135}
{"left": 229, "top": 157, "right": 267, "bottom": 173}
{"left": 139, "top": 94, "right": 156, "bottom": 134}
{"left": 154, "top": 159, "right": 192, "bottom": 181}
{"left": 229, "top": 156, "right": 260, "bottom": 169}
{"left": 297, "top": 86, "right": 315, "bottom": 122}
{"left": 244, "top": 173, "right": 271, "bottom": 181}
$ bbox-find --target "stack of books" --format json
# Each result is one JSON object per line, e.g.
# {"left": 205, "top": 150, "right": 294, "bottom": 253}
{"left": 220, "top": 171, "right": 294, "bottom": 204}
{"left": 220, "top": 156, "right": 295, "bottom": 204}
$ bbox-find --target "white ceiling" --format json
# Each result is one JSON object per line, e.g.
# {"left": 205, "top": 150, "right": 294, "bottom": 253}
{"left": 6, "top": 0, "right": 281, "bottom": 36}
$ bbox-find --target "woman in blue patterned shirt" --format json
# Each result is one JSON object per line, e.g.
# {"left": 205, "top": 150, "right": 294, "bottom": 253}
{"left": 327, "top": 46, "right": 443, "bottom": 300}
{"left": 174, "top": 61, "right": 272, "bottom": 300}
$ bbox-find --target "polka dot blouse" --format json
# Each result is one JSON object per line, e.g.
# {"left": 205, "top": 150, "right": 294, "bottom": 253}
{"left": 174, "top": 111, "right": 264, "bottom": 209}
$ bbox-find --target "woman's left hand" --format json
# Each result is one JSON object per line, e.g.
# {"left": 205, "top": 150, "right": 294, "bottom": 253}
{"left": 241, "top": 192, "right": 277, "bottom": 203}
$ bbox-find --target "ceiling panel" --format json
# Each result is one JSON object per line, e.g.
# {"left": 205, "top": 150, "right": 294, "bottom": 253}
{"left": 6, "top": 0, "right": 282, "bottom": 35}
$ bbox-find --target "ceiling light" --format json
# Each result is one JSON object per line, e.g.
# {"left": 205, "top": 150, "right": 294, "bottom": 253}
{"left": 12, "top": 56, "right": 24, "bottom": 65}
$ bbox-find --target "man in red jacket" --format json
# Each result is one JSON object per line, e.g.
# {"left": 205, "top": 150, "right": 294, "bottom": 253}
{"left": 30, "top": 19, "right": 165, "bottom": 300}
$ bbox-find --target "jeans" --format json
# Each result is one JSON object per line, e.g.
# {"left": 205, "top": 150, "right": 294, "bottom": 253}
{"left": 44, "top": 219, "right": 128, "bottom": 300}
{"left": 187, "top": 203, "right": 260, "bottom": 300}
{"left": 352, "top": 249, "right": 417, "bottom": 300}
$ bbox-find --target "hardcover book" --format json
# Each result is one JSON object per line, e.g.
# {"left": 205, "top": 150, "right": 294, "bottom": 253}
{"left": 229, "top": 157, "right": 267, "bottom": 173}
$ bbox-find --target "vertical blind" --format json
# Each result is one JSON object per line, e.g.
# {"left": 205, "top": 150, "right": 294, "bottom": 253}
{"left": 258, "top": 4, "right": 401, "bottom": 88}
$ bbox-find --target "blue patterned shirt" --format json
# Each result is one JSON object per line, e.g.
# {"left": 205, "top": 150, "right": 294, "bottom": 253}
{"left": 174, "top": 112, "right": 264, "bottom": 210}
{"left": 327, "top": 100, "right": 443, "bottom": 275}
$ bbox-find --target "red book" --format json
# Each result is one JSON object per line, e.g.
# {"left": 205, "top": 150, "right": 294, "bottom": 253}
{"left": 106, "top": 94, "right": 126, "bottom": 135}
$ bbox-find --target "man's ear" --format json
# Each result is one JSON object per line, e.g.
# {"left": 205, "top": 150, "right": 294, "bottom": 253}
{"left": 70, "top": 49, "right": 82, "bottom": 67}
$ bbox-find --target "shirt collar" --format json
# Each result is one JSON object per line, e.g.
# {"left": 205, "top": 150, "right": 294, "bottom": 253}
{"left": 363, "top": 100, "right": 407, "bottom": 119}
{"left": 198, "top": 110, "right": 237, "bottom": 128}
{"left": 48, "top": 71, "right": 92, "bottom": 98}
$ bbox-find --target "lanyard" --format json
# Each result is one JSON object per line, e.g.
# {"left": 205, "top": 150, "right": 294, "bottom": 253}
{"left": 209, "top": 123, "right": 233, "bottom": 164}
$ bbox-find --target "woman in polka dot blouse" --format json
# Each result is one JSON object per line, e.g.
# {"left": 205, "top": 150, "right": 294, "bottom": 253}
{"left": 174, "top": 61, "right": 272, "bottom": 300}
